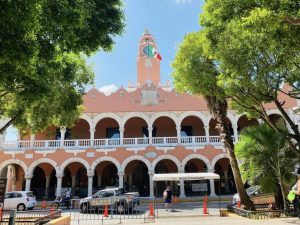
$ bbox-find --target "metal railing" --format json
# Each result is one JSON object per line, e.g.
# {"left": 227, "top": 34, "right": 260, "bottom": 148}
{"left": 1, "top": 135, "right": 240, "bottom": 151}
{"left": 0, "top": 209, "right": 61, "bottom": 225}
{"left": 70, "top": 197, "right": 156, "bottom": 224}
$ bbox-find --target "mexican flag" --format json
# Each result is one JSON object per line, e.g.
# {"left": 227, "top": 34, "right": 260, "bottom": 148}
{"left": 143, "top": 45, "right": 162, "bottom": 61}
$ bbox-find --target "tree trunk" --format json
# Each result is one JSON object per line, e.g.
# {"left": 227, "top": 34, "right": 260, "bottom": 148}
{"left": 274, "top": 183, "right": 284, "bottom": 210}
{"left": 278, "top": 176, "right": 288, "bottom": 210}
{"left": 205, "top": 96, "right": 254, "bottom": 210}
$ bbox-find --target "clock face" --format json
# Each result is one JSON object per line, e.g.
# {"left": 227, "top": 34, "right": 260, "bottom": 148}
{"left": 143, "top": 45, "right": 154, "bottom": 58}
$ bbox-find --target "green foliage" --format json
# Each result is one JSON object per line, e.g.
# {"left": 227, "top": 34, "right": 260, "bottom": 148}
{"left": 236, "top": 125, "right": 296, "bottom": 194}
{"left": 199, "top": 0, "right": 300, "bottom": 151}
{"left": 172, "top": 31, "right": 224, "bottom": 99}
{"left": 0, "top": 0, "right": 124, "bottom": 133}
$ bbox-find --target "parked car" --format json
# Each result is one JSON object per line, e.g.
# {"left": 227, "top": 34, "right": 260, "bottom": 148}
{"left": 232, "top": 186, "right": 260, "bottom": 204}
{"left": 232, "top": 186, "right": 274, "bottom": 205}
{"left": 1, "top": 191, "right": 37, "bottom": 211}
{"left": 80, "top": 187, "right": 139, "bottom": 214}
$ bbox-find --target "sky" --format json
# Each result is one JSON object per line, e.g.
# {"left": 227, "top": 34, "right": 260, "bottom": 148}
{"left": 88, "top": 0, "right": 205, "bottom": 92}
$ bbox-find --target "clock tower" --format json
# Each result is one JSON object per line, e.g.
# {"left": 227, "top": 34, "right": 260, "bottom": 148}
{"left": 137, "top": 30, "right": 161, "bottom": 86}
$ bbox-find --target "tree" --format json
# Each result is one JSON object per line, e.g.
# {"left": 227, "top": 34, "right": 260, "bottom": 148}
{"left": 172, "top": 32, "right": 253, "bottom": 209}
{"left": 200, "top": 0, "right": 300, "bottom": 154}
{"left": 0, "top": 0, "right": 124, "bottom": 133}
{"left": 236, "top": 125, "right": 297, "bottom": 210}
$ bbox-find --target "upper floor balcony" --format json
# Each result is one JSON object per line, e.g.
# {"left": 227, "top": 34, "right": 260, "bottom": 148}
{"left": 1, "top": 111, "right": 286, "bottom": 151}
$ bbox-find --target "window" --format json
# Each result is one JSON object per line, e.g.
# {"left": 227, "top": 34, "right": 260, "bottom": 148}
{"left": 106, "top": 128, "right": 120, "bottom": 139}
{"left": 15, "top": 193, "right": 22, "bottom": 198}
{"left": 181, "top": 126, "right": 193, "bottom": 137}
{"left": 26, "top": 192, "right": 35, "bottom": 197}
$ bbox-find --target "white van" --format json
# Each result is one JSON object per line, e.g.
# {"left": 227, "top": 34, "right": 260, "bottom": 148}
{"left": 1, "top": 191, "right": 37, "bottom": 211}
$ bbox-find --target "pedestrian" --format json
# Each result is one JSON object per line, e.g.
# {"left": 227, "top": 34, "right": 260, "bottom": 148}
{"left": 163, "top": 186, "right": 173, "bottom": 211}
{"left": 65, "top": 188, "right": 72, "bottom": 209}
{"left": 291, "top": 166, "right": 300, "bottom": 219}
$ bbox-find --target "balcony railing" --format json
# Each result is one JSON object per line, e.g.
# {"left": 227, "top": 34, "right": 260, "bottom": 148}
{"left": 1, "top": 135, "right": 239, "bottom": 151}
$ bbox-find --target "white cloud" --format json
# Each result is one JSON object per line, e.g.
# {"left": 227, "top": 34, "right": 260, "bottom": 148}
{"left": 175, "top": 0, "right": 192, "bottom": 4}
{"left": 99, "top": 84, "right": 118, "bottom": 96}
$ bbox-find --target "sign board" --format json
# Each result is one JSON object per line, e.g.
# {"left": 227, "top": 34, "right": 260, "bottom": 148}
{"left": 192, "top": 183, "right": 207, "bottom": 192}
{"left": 0, "top": 179, "right": 7, "bottom": 205}
{"left": 145, "top": 152, "right": 157, "bottom": 159}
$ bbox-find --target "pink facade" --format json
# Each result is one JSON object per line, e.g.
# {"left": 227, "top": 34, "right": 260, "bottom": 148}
{"left": 0, "top": 31, "right": 298, "bottom": 199}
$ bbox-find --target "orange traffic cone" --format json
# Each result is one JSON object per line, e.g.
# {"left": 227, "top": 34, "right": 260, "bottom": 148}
{"left": 149, "top": 203, "right": 155, "bottom": 217}
{"left": 175, "top": 196, "right": 179, "bottom": 204}
{"left": 41, "top": 200, "right": 46, "bottom": 208}
{"left": 103, "top": 204, "right": 109, "bottom": 218}
{"left": 237, "top": 200, "right": 241, "bottom": 209}
{"left": 0, "top": 207, "right": 3, "bottom": 220}
{"left": 269, "top": 197, "right": 272, "bottom": 209}
{"left": 203, "top": 196, "right": 209, "bottom": 215}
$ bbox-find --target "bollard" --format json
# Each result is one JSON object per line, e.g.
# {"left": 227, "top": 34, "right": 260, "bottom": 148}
{"left": 8, "top": 209, "right": 16, "bottom": 225}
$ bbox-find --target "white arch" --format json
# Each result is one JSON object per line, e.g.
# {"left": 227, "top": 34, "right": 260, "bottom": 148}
{"left": 207, "top": 113, "right": 236, "bottom": 127}
{"left": 236, "top": 114, "right": 259, "bottom": 125}
{"left": 151, "top": 155, "right": 181, "bottom": 172}
{"left": 121, "top": 155, "right": 151, "bottom": 172}
{"left": 91, "top": 156, "right": 121, "bottom": 172}
{"left": 80, "top": 114, "right": 93, "bottom": 129}
{"left": 226, "top": 112, "right": 237, "bottom": 127}
{"left": 121, "top": 112, "right": 150, "bottom": 128}
{"left": 59, "top": 157, "right": 91, "bottom": 174}
{"left": 211, "top": 153, "right": 229, "bottom": 169}
{"left": 181, "top": 154, "right": 211, "bottom": 171}
{"left": 0, "top": 159, "right": 28, "bottom": 175}
{"left": 178, "top": 111, "right": 208, "bottom": 127}
{"left": 93, "top": 113, "right": 122, "bottom": 128}
{"left": 150, "top": 112, "right": 179, "bottom": 127}
{"left": 27, "top": 158, "right": 59, "bottom": 177}
{"left": 266, "top": 109, "right": 283, "bottom": 117}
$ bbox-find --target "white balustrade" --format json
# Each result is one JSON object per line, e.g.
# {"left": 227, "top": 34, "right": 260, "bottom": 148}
{"left": 209, "top": 136, "right": 221, "bottom": 143}
{"left": 1, "top": 135, "right": 241, "bottom": 150}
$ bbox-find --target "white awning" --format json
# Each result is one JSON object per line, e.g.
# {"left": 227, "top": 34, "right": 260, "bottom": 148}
{"left": 153, "top": 172, "right": 220, "bottom": 181}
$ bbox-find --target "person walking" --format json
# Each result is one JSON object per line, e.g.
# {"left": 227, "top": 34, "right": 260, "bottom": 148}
{"left": 291, "top": 167, "right": 300, "bottom": 219}
{"left": 163, "top": 186, "right": 173, "bottom": 211}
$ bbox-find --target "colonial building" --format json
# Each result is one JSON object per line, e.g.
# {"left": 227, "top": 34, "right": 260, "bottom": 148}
{"left": 0, "top": 31, "right": 298, "bottom": 199}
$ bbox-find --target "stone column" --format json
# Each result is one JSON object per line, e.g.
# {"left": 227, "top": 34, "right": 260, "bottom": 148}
{"left": 30, "top": 134, "right": 35, "bottom": 148}
{"left": 209, "top": 179, "right": 216, "bottom": 197}
{"left": 233, "top": 124, "right": 238, "bottom": 143}
{"left": 119, "top": 127, "right": 124, "bottom": 145}
{"left": 118, "top": 171, "right": 124, "bottom": 188}
{"left": 204, "top": 125, "right": 210, "bottom": 144}
{"left": 60, "top": 127, "right": 66, "bottom": 147}
{"left": 176, "top": 126, "right": 181, "bottom": 144}
{"left": 90, "top": 127, "right": 95, "bottom": 147}
{"left": 45, "top": 176, "right": 50, "bottom": 197}
{"left": 148, "top": 171, "right": 154, "bottom": 198}
{"left": 25, "top": 175, "right": 32, "bottom": 192}
{"left": 87, "top": 172, "right": 94, "bottom": 197}
{"left": 148, "top": 127, "right": 153, "bottom": 145}
{"left": 179, "top": 179, "right": 186, "bottom": 198}
{"left": 56, "top": 173, "right": 63, "bottom": 196}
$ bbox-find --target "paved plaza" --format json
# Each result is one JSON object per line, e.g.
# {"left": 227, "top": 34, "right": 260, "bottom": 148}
{"left": 61, "top": 201, "right": 300, "bottom": 225}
